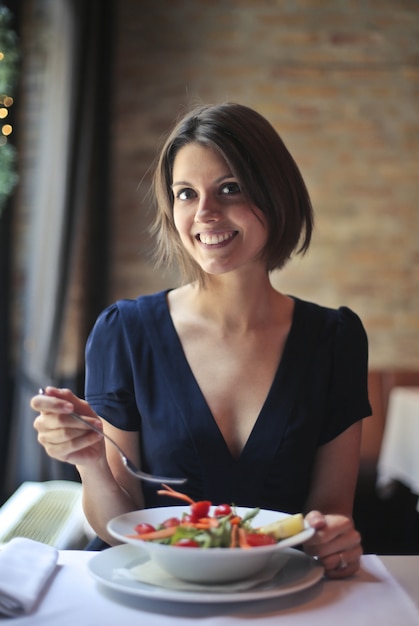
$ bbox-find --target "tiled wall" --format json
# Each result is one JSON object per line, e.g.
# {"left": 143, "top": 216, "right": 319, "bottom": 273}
{"left": 109, "top": 0, "right": 419, "bottom": 369}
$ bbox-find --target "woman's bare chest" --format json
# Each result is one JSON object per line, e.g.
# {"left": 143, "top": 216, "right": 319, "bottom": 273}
{"left": 179, "top": 329, "right": 288, "bottom": 457}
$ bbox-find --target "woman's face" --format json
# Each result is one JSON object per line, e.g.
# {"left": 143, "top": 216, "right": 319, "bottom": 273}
{"left": 171, "top": 142, "right": 268, "bottom": 277}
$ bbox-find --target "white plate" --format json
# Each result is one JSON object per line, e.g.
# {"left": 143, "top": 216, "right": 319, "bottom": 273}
{"left": 88, "top": 544, "right": 324, "bottom": 604}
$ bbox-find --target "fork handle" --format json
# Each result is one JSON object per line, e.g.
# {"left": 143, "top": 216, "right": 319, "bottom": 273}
{"left": 69, "top": 412, "right": 127, "bottom": 458}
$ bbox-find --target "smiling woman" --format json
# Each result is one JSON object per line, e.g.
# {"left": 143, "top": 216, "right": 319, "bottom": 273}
{"left": 152, "top": 103, "right": 314, "bottom": 286}
{"left": 171, "top": 142, "right": 268, "bottom": 278}
{"left": 31, "top": 103, "right": 371, "bottom": 579}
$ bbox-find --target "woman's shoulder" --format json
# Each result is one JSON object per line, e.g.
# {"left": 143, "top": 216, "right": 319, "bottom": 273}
{"left": 94, "top": 289, "right": 170, "bottom": 322}
{"left": 291, "top": 297, "right": 369, "bottom": 354}
{"left": 292, "top": 296, "right": 366, "bottom": 328}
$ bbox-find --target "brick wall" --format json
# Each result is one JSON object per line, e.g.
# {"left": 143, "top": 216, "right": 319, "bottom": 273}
{"left": 110, "top": 0, "right": 419, "bottom": 369}
{"left": 12, "top": 0, "right": 419, "bottom": 371}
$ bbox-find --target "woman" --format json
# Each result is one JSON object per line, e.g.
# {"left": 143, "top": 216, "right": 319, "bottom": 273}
{"left": 32, "top": 103, "right": 371, "bottom": 578}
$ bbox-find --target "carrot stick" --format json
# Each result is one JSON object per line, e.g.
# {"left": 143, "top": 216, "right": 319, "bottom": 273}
{"left": 230, "top": 523, "right": 239, "bottom": 548}
{"left": 179, "top": 522, "right": 210, "bottom": 530}
{"left": 198, "top": 517, "right": 220, "bottom": 528}
{"left": 178, "top": 518, "right": 214, "bottom": 530}
{"left": 238, "top": 527, "right": 251, "bottom": 549}
{"left": 157, "top": 483, "right": 195, "bottom": 505}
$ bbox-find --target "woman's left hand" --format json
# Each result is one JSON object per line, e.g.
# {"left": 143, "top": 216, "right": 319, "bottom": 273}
{"left": 303, "top": 510, "right": 362, "bottom": 578}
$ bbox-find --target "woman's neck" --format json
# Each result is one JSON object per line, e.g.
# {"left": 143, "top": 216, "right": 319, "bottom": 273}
{"left": 179, "top": 270, "right": 289, "bottom": 334}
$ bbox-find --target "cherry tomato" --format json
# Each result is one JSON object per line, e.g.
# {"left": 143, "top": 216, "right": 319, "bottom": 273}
{"left": 213, "top": 504, "right": 232, "bottom": 517}
{"left": 245, "top": 533, "right": 277, "bottom": 547}
{"left": 182, "top": 513, "right": 200, "bottom": 524}
{"left": 174, "top": 538, "right": 200, "bottom": 547}
{"left": 161, "top": 517, "right": 181, "bottom": 528}
{"left": 190, "top": 500, "right": 211, "bottom": 519}
{"left": 134, "top": 522, "right": 156, "bottom": 535}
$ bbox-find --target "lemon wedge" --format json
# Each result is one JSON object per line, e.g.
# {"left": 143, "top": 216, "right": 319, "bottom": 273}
{"left": 258, "top": 513, "right": 305, "bottom": 540}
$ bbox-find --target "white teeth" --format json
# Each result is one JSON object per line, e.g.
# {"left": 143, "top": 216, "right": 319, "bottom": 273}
{"left": 199, "top": 232, "right": 233, "bottom": 245}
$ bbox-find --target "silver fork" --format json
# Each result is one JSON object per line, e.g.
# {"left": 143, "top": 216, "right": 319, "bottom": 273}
{"left": 39, "top": 389, "right": 186, "bottom": 485}
{"left": 69, "top": 411, "right": 186, "bottom": 484}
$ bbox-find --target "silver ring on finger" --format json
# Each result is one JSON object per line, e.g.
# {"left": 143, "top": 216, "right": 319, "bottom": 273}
{"left": 338, "top": 553, "right": 348, "bottom": 569}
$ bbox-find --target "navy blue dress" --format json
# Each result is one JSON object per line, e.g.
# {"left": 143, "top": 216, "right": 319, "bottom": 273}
{"left": 85, "top": 290, "right": 371, "bottom": 512}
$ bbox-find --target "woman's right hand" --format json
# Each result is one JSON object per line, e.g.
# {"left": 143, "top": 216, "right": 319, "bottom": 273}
{"left": 31, "top": 386, "right": 106, "bottom": 467}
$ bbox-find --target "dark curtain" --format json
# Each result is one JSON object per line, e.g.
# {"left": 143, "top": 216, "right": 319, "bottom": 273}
{"left": 3, "top": 0, "right": 114, "bottom": 498}
{"left": 0, "top": 200, "right": 14, "bottom": 505}
{"left": 0, "top": 0, "right": 22, "bottom": 504}
{"left": 46, "top": 0, "right": 113, "bottom": 393}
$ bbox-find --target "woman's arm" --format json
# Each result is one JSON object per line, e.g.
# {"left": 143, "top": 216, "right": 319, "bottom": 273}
{"left": 32, "top": 387, "right": 144, "bottom": 545}
{"left": 305, "top": 420, "right": 362, "bottom": 516}
{"left": 303, "top": 420, "right": 364, "bottom": 578}
{"left": 78, "top": 422, "right": 144, "bottom": 544}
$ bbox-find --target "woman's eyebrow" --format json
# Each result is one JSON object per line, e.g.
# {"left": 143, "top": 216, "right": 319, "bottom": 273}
{"left": 171, "top": 174, "right": 234, "bottom": 189}
{"left": 171, "top": 180, "right": 191, "bottom": 189}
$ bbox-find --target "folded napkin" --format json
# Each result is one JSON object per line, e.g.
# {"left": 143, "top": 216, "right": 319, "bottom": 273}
{"left": 0, "top": 537, "right": 58, "bottom": 617}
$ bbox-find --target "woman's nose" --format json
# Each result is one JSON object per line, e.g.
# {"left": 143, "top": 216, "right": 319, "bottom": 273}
{"left": 194, "top": 196, "right": 221, "bottom": 223}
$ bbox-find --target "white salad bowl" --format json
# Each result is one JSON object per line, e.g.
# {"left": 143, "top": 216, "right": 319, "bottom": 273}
{"left": 107, "top": 505, "right": 314, "bottom": 584}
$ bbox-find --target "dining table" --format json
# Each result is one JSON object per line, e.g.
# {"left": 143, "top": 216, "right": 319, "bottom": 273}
{"left": 377, "top": 386, "right": 419, "bottom": 510}
{"left": 2, "top": 549, "right": 419, "bottom": 625}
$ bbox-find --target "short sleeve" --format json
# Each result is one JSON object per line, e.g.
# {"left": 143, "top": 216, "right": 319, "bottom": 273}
{"left": 319, "top": 306, "right": 372, "bottom": 444}
{"left": 84, "top": 303, "right": 140, "bottom": 430}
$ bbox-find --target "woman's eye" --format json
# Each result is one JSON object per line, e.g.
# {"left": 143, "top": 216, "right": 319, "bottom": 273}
{"left": 220, "top": 182, "right": 241, "bottom": 195}
{"left": 176, "top": 188, "right": 196, "bottom": 201}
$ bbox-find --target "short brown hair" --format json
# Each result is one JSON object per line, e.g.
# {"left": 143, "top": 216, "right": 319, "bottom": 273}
{"left": 151, "top": 103, "right": 314, "bottom": 284}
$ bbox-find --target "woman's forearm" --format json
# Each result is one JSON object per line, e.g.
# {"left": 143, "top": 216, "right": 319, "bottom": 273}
{"left": 77, "top": 456, "right": 144, "bottom": 545}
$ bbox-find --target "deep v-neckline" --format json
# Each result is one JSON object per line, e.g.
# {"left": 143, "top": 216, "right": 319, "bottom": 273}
{"left": 140, "top": 290, "right": 301, "bottom": 462}
{"left": 133, "top": 291, "right": 326, "bottom": 505}
{"left": 169, "top": 306, "right": 295, "bottom": 460}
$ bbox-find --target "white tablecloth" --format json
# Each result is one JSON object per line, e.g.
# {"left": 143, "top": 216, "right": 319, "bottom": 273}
{"left": 2, "top": 551, "right": 419, "bottom": 625}
{"left": 377, "top": 386, "right": 419, "bottom": 509}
